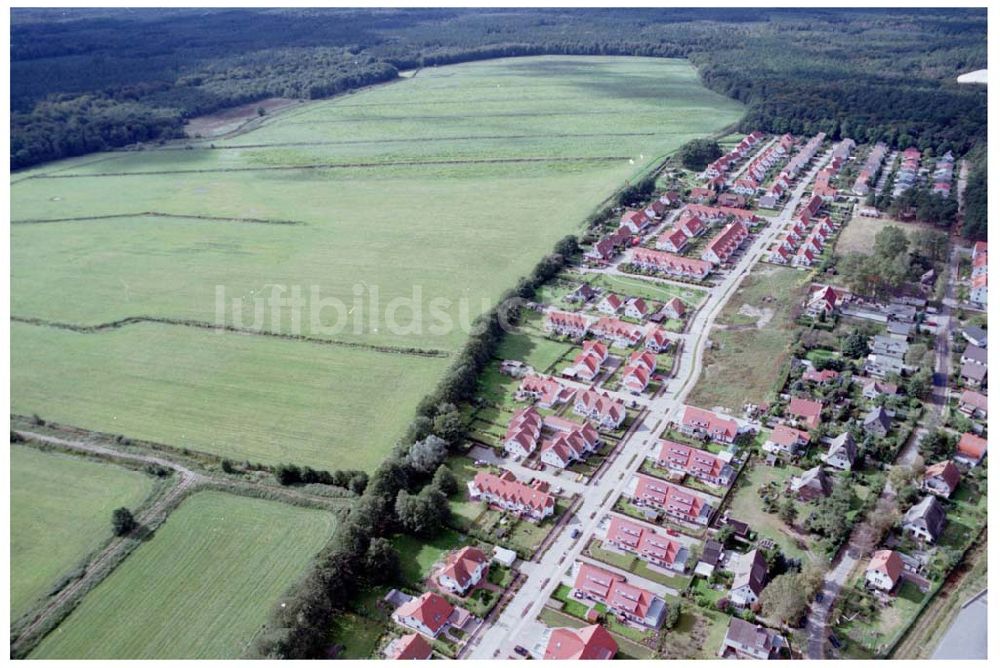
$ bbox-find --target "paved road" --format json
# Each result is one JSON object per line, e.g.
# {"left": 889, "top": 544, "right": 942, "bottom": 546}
{"left": 468, "top": 150, "right": 835, "bottom": 659}
{"left": 931, "top": 590, "right": 988, "bottom": 659}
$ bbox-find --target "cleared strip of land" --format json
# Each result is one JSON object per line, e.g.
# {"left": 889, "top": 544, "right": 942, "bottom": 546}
{"left": 29, "top": 491, "right": 338, "bottom": 659}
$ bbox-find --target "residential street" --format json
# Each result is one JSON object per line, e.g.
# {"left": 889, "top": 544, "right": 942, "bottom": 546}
{"left": 804, "top": 237, "right": 961, "bottom": 658}
{"left": 467, "top": 148, "right": 834, "bottom": 659}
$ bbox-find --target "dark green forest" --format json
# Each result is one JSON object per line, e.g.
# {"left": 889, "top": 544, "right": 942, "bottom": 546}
{"left": 11, "top": 8, "right": 986, "bottom": 172}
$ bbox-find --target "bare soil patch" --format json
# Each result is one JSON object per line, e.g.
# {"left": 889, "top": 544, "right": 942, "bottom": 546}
{"left": 184, "top": 97, "right": 299, "bottom": 138}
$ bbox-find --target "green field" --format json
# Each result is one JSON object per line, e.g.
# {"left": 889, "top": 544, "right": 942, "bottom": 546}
{"left": 10, "top": 321, "right": 440, "bottom": 472}
{"left": 688, "top": 265, "right": 810, "bottom": 412}
{"left": 30, "top": 491, "right": 338, "bottom": 659}
{"left": 11, "top": 56, "right": 743, "bottom": 470}
{"left": 10, "top": 445, "right": 155, "bottom": 620}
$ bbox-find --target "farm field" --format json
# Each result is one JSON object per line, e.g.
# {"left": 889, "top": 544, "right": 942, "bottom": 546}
{"left": 10, "top": 321, "right": 440, "bottom": 472}
{"left": 30, "top": 491, "right": 338, "bottom": 659}
{"left": 688, "top": 265, "right": 810, "bottom": 413}
{"left": 10, "top": 445, "right": 155, "bottom": 621}
{"left": 11, "top": 56, "right": 743, "bottom": 471}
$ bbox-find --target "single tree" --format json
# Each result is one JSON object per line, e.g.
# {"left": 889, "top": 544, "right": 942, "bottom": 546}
{"left": 112, "top": 507, "right": 138, "bottom": 536}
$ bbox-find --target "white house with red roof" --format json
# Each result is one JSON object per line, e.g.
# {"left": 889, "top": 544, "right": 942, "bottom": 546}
{"left": 573, "top": 389, "right": 627, "bottom": 430}
{"left": 865, "top": 549, "right": 904, "bottom": 592}
{"left": 545, "top": 310, "right": 591, "bottom": 339}
{"left": 516, "top": 374, "right": 575, "bottom": 408}
{"left": 619, "top": 210, "right": 652, "bottom": 234}
{"left": 660, "top": 297, "right": 686, "bottom": 320}
{"left": 590, "top": 316, "right": 645, "bottom": 348}
{"left": 677, "top": 214, "right": 706, "bottom": 238}
{"left": 621, "top": 351, "right": 656, "bottom": 394}
{"left": 644, "top": 326, "right": 673, "bottom": 354}
{"left": 629, "top": 247, "right": 713, "bottom": 280}
{"left": 804, "top": 284, "right": 841, "bottom": 316}
{"left": 384, "top": 633, "right": 433, "bottom": 660}
{"left": 542, "top": 624, "right": 618, "bottom": 660}
{"left": 701, "top": 220, "right": 749, "bottom": 265}
{"left": 503, "top": 406, "right": 543, "bottom": 458}
{"left": 539, "top": 416, "right": 600, "bottom": 469}
{"left": 955, "top": 432, "right": 987, "bottom": 467}
{"left": 769, "top": 244, "right": 791, "bottom": 265}
{"left": 788, "top": 397, "right": 823, "bottom": 430}
{"left": 437, "top": 546, "right": 489, "bottom": 595}
{"left": 644, "top": 199, "right": 668, "bottom": 220}
{"left": 623, "top": 297, "right": 650, "bottom": 320}
{"left": 468, "top": 469, "right": 555, "bottom": 521}
{"left": 654, "top": 440, "right": 735, "bottom": 487}
{"left": 679, "top": 405, "right": 741, "bottom": 444}
{"left": 563, "top": 340, "right": 607, "bottom": 382}
{"left": 393, "top": 592, "right": 458, "bottom": 638}
{"left": 762, "top": 424, "right": 810, "bottom": 457}
{"left": 597, "top": 293, "right": 624, "bottom": 315}
{"left": 629, "top": 473, "right": 715, "bottom": 525}
{"left": 605, "top": 516, "right": 688, "bottom": 572}
{"left": 971, "top": 272, "right": 987, "bottom": 307}
{"left": 792, "top": 245, "right": 816, "bottom": 267}
{"left": 656, "top": 227, "right": 689, "bottom": 253}
{"left": 572, "top": 562, "right": 667, "bottom": 628}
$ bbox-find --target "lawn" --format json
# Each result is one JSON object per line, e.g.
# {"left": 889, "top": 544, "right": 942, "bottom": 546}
{"left": 582, "top": 272, "right": 706, "bottom": 308}
{"left": 724, "top": 460, "right": 815, "bottom": 563}
{"left": 493, "top": 331, "right": 574, "bottom": 375}
{"left": 10, "top": 445, "right": 156, "bottom": 620}
{"left": 11, "top": 56, "right": 742, "bottom": 471}
{"left": 688, "top": 264, "right": 811, "bottom": 412}
{"left": 391, "top": 529, "right": 467, "bottom": 587}
{"left": 328, "top": 612, "right": 387, "bottom": 660}
{"left": 10, "top": 321, "right": 440, "bottom": 472}
{"left": 30, "top": 491, "right": 338, "bottom": 659}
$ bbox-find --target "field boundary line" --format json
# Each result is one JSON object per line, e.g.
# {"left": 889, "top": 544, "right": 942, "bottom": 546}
{"left": 11, "top": 211, "right": 306, "bottom": 226}
{"left": 12, "top": 315, "right": 452, "bottom": 359}
{"left": 26, "top": 155, "right": 632, "bottom": 179}
{"left": 149, "top": 131, "right": 659, "bottom": 151}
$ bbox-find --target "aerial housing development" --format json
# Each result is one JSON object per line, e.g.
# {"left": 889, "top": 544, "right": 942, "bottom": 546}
{"left": 7, "top": 6, "right": 988, "bottom": 664}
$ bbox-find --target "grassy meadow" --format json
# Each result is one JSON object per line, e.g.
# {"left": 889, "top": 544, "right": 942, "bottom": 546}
{"left": 688, "top": 265, "right": 810, "bottom": 412}
{"left": 10, "top": 446, "right": 155, "bottom": 620}
{"left": 10, "top": 321, "right": 441, "bottom": 471}
{"left": 30, "top": 491, "right": 338, "bottom": 659}
{"left": 11, "top": 56, "right": 743, "bottom": 469}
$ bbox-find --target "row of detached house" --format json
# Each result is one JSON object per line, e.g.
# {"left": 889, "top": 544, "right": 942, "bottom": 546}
{"left": 700, "top": 131, "right": 766, "bottom": 180}
{"left": 811, "top": 138, "right": 855, "bottom": 200}
{"left": 758, "top": 132, "right": 824, "bottom": 208}
{"left": 768, "top": 195, "right": 835, "bottom": 267}
{"left": 851, "top": 142, "right": 889, "bottom": 196}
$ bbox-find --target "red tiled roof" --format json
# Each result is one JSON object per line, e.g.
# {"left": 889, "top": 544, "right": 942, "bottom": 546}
{"left": 681, "top": 405, "right": 739, "bottom": 440}
{"left": 788, "top": 397, "right": 823, "bottom": 428}
{"left": 867, "top": 549, "right": 904, "bottom": 585}
{"left": 957, "top": 432, "right": 988, "bottom": 462}
{"left": 386, "top": 633, "right": 433, "bottom": 660}
{"left": 395, "top": 592, "right": 454, "bottom": 635}
{"left": 633, "top": 473, "right": 706, "bottom": 520}
{"left": 630, "top": 247, "right": 712, "bottom": 278}
{"left": 657, "top": 439, "right": 727, "bottom": 479}
{"left": 439, "top": 546, "right": 487, "bottom": 590}
{"left": 472, "top": 470, "right": 554, "bottom": 513}
{"left": 768, "top": 424, "right": 810, "bottom": 447}
{"left": 544, "top": 624, "right": 618, "bottom": 660}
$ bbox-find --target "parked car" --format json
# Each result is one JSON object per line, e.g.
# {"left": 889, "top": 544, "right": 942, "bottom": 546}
{"left": 514, "top": 646, "right": 529, "bottom": 657}
{"left": 570, "top": 528, "right": 582, "bottom": 539}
